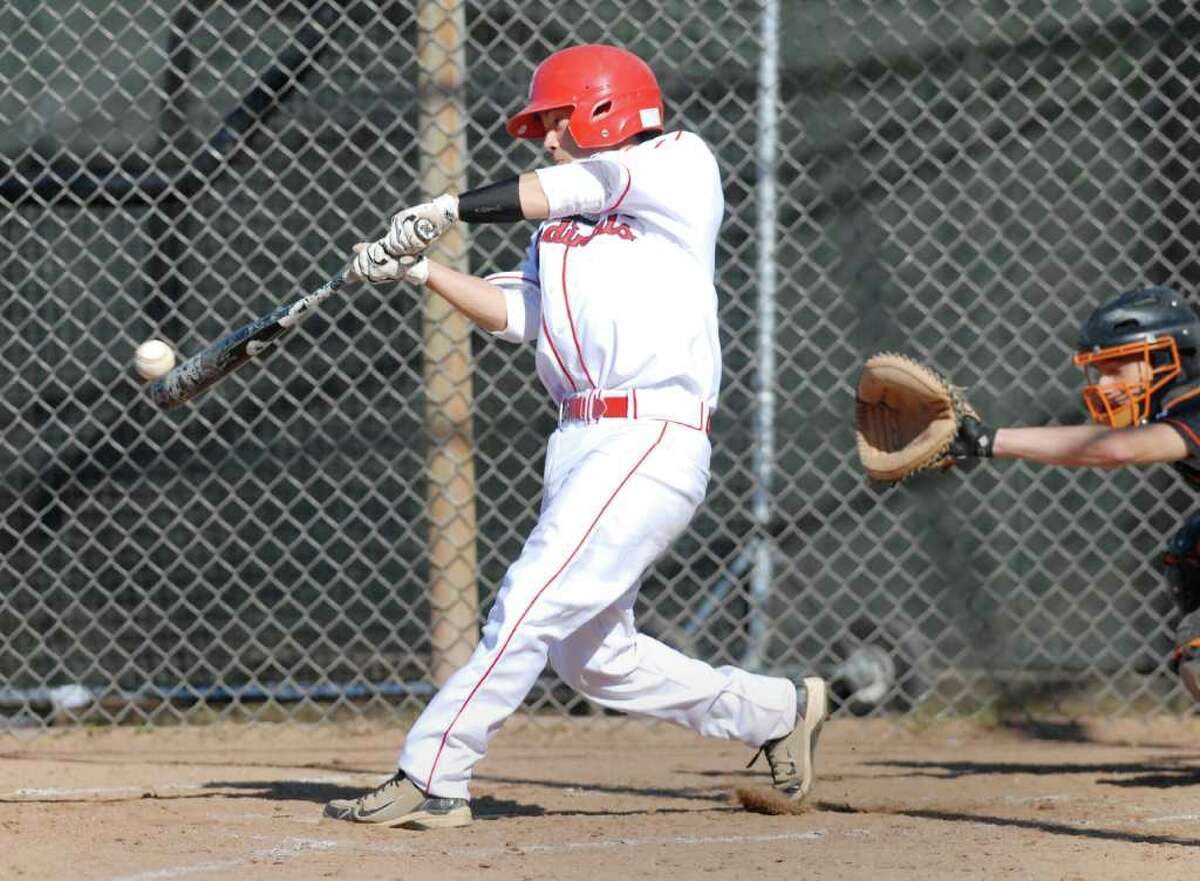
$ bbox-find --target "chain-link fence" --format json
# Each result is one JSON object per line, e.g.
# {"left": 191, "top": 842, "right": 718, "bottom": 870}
{"left": 3, "top": 0, "right": 1199, "bottom": 731}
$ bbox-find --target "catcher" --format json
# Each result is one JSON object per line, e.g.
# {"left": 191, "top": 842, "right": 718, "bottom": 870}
{"left": 856, "top": 285, "right": 1200, "bottom": 692}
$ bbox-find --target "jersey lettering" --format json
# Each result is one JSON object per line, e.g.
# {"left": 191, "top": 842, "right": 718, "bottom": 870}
{"left": 540, "top": 214, "right": 637, "bottom": 248}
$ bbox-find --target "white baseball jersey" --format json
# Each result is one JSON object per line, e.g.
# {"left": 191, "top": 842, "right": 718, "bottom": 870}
{"left": 396, "top": 131, "right": 797, "bottom": 800}
{"left": 485, "top": 130, "right": 724, "bottom": 409}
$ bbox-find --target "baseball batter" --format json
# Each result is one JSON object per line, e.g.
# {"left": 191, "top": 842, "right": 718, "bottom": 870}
{"left": 935, "top": 286, "right": 1200, "bottom": 699}
{"left": 324, "top": 44, "right": 830, "bottom": 830}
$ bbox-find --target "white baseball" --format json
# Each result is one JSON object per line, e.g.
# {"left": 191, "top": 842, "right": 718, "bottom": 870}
{"left": 134, "top": 339, "right": 176, "bottom": 381}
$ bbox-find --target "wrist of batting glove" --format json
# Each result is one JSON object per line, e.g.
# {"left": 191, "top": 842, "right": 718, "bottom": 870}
{"left": 382, "top": 193, "right": 459, "bottom": 258}
{"left": 948, "top": 415, "right": 995, "bottom": 461}
{"left": 352, "top": 241, "right": 430, "bottom": 286}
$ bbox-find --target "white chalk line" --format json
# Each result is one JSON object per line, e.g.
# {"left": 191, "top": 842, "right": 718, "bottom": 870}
{"left": 1, "top": 775, "right": 353, "bottom": 802}
{"left": 1001, "top": 793, "right": 1075, "bottom": 805}
{"left": 107, "top": 838, "right": 336, "bottom": 881}
{"left": 295, "top": 828, "right": 830, "bottom": 860}
{"left": 102, "top": 828, "right": 834, "bottom": 881}
{"left": 1146, "top": 813, "right": 1200, "bottom": 823}
{"left": 107, "top": 858, "right": 244, "bottom": 881}
{"left": 1, "top": 783, "right": 204, "bottom": 800}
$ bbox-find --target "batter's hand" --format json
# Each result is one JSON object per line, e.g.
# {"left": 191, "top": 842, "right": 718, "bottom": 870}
{"left": 382, "top": 194, "right": 459, "bottom": 258}
{"left": 350, "top": 241, "right": 430, "bottom": 286}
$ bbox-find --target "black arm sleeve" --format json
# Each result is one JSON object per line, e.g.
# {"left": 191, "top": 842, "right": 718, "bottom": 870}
{"left": 457, "top": 176, "right": 524, "bottom": 223}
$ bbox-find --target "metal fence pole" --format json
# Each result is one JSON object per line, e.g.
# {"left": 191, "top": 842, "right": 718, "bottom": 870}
{"left": 741, "top": 0, "right": 780, "bottom": 672}
{"left": 417, "top": 0, "right": 479, "bottom": 686}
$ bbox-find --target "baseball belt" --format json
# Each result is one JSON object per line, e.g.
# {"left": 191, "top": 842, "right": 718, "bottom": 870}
{"left": 558, "top": 389, "right": 712, "bottom": 433}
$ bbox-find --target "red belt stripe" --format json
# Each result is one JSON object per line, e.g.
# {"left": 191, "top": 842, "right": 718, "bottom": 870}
{"left": 560, "top": 393, "right": 711, "bottom": 433}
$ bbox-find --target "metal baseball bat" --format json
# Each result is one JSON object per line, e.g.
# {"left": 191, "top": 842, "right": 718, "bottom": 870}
{"left": 147, "top": 218, "right": 435, "bottom": 409}
{"left": 146, "top": 265, "right": 355, "bottom": 409}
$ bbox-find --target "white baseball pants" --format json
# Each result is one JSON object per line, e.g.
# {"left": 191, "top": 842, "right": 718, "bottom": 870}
{"left": 398, "top": 418, "right": 797, "bottom": 799}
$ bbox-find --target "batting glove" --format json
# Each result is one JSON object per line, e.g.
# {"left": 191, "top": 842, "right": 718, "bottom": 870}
{"left": 382, "top": 194, "right": 459, "bottom": 258}
{"left": 351, "top": 241, "right": 430, "bottom": 286}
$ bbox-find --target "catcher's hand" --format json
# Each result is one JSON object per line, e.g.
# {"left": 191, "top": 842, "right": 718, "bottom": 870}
{"left": 854, "top": 352, "right": 993, "bottom": 484}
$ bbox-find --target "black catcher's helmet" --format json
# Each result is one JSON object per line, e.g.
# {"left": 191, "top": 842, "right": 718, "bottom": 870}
{"left": 1074, "top": 287, "right": 1200, "bottom": 426}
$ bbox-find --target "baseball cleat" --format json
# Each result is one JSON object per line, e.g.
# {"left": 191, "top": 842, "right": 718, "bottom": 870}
{"left": 747, "top": 676, "right": 830, "bottom": 801}
{"left": 323, "top": 771, "right": 473, "bottom": 829}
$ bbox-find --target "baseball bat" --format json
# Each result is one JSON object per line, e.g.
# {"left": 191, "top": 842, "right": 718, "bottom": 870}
{"left": 146, "top": 265, "right": 355, "bottom": 409}
{"left": 147, "top": 219, "right": 435, "bottom": 409}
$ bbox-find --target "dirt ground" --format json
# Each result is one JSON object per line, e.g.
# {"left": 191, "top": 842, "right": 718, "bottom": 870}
{"left": 6, "top": 715, "right": 1200, "bottom": 881}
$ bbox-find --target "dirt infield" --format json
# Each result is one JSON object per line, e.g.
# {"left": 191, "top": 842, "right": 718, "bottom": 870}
{"left": 6, "top": 715, "right": 1200, "bottom": 880}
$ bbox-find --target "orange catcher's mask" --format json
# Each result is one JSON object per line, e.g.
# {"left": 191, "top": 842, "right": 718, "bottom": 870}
{"left": 506, "top": 44, "right": 664, "bottom": 150}
{"left": 1073, "top": 337, "right": 1181, "bottom": 427}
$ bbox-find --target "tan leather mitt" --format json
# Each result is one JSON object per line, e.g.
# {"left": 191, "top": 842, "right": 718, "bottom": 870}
{"left": 854, "top": 353, "right": 982, "bottom": 484}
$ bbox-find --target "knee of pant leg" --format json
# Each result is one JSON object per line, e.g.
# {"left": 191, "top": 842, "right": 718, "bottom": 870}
{"left": 1173, "top": 609, "right": 1200, "bottom": 687}
{"left": 1178, "top": 656, "right": 1200, "bottom": 702}
{"left": 547, "top": 641, "right": 587, "bottom": 691}
{"left": 549, "top": 635, "right": 640, "bottom": 697}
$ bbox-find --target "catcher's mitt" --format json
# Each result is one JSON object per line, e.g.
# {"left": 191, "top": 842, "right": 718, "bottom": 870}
{"left": 854, "top": 353, "right": 987, "bottom": 484}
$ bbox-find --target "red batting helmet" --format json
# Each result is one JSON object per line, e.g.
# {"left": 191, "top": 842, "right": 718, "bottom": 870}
{"left": 506, "top": 44, "right": 664, "bottom": 150}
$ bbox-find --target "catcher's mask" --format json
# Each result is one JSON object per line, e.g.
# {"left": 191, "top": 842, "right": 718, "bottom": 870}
{"left": 1073, "top": 287, "right": 1200, "bottom": 427}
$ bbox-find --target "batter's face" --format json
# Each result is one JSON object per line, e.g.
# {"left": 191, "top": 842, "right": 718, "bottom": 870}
{"left": 539, "top": 109, "right": 585, "bottom": 164}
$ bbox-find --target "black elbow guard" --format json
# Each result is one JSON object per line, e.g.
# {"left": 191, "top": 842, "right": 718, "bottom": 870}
{"left": 458, "top": 176, "right": 524, "bottom": 223}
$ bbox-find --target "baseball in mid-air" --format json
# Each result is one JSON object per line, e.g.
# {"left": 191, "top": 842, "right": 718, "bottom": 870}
{"left": 134, "top": 339, "right": 176, "bottom": 381}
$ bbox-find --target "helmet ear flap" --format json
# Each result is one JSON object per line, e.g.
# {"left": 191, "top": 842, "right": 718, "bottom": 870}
{"left": 1179, "top": 350, "right": 1200, "bottom": 383}
{"left": 565, "top": 100, "right": 613, "bottom": 145}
